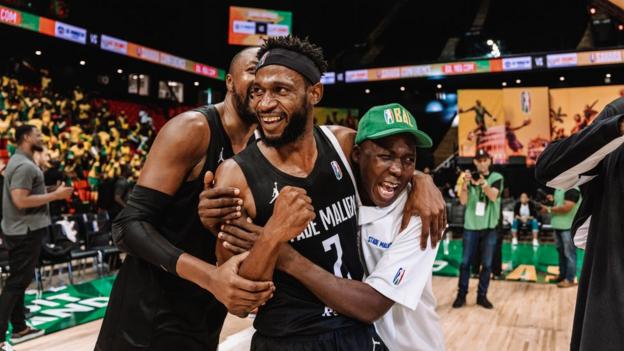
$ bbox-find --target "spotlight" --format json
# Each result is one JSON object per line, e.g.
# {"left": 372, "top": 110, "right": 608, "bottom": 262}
{"left": 606, "top": 73, "right": 612, "bottom": 78}
{"left": 194, "top": 81, "right": 199, "bottom": 86}
{"left": 486, "top": 39, "right": 494, "bottom": 46}
{"left": 559, "top": 76, "right": 565, "bottom": 81}
{"left": 400, "top": 86, "right": 405, "bottom": 91}
{"left": 117, "top": 68, "right": 123, "bottom": 74}
{"left": 79, "top": 60, "right": 86, "bottom": 66}
{"left": 139, "top": 74, "right": 144, "bottom": 79}
{"left": 502, "top": 82, "right": 507, "bottom": 87}
{"left": 365, "top": 89, "right": 370, "bottom": 94}
{"left": 590, "top": 7, "right": 596, "bottom": 15}
{"left": 515, "top": 79, "right": 521, "bottom": 84}
{"left": 436, "top": 84, "right": 442, "bottom": 89}
{"left": 619, "top": 24, "right": 624, "bottom": 31}
{"left": 35, "top": 50, "right": 42, "bottom": 56}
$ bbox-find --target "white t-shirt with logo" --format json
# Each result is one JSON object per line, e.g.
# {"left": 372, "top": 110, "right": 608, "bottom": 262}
{"left": 360, "top": 190, "right": 445, "bottom": 351}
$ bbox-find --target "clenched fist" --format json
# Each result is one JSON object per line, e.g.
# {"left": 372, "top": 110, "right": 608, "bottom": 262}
{"left": 265, "top": 186, "right": 315, "bottom": 243}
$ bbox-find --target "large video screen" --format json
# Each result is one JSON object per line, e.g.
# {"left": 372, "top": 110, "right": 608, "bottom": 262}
{"left": 228, "top": 6, "right": 292, "bottom": 46}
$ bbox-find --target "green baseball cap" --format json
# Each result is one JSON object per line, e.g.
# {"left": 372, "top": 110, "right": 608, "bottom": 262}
{"left": 355, "top": 103, "right": 433, "bottom": 148}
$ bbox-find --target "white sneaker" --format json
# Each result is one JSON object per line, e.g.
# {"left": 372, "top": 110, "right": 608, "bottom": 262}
{"left": 11, "top": 327, "right": 44, "bottom": 344}
{"left": 532, "top": 239, "right": 539, "bottom": 247}
{"left": 0, "top": 341, "right": 14, "bottom": 351}
{"left": 511, "top": 237, "right": 518, "bottom": 246}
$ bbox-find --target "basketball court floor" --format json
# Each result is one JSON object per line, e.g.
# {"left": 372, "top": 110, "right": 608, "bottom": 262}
{"left": 18, "top": 276, "right": 577, "bottom": 351}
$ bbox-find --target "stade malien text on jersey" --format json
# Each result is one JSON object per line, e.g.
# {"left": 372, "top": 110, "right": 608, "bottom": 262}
{"left": 290, "top": 195, "right": 357, "bottom": 242}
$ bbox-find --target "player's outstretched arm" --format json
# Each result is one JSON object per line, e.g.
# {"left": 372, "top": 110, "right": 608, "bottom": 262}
{"left": 277, "top": 245, "right": 393, "bottom": 324}
{"left": 278, "top": 217, "right": 437, "bottom": 324}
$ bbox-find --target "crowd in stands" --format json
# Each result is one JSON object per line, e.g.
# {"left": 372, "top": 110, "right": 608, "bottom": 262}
{"left": 0, "top": 75, "right": 162, "bottom": 217}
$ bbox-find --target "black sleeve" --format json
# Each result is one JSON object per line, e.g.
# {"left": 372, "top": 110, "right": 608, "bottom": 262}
{"left": 490, "top": 179, "right": 502, "bottom": 191}
{"left": 564, "top": 189, "right": 581, "bottom": 203}
{"left": 535, "top": 97, "right": 624, "bottom": 186}
{"left": 529, "top": 202, "right": 538, "bottom": 217}
{"left": 513, "top": 202, "right": 520, "bottom": 216}
{"left": 112, "top": 185, "right": 184, "bottom": 275}
{"left": 113, "top": 179, "right": 126, "bottom": 197}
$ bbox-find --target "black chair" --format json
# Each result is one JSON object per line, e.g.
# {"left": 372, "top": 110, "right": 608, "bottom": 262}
{"left": 84, "top": 212, "right": 119, "bottom": 275}
{"left": 67, "top": 214, "right": 100, "bottom": 280}
{"left": 448, "top": 200, "right": 466, "bottom": 231}
{"left": 36, "top": 224, "right": 78, "bottom": 291}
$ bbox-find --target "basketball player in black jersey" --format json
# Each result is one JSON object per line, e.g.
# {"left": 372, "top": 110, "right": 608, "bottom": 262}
{"left": 209, "top": 36, "right": 389, "bottom": 350}
{"left": 95, "top": 48, "right": 276, "bottom": 351}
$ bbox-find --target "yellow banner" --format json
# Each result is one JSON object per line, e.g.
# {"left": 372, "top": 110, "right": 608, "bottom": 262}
{"left": 502, "top": 87, "right": 550, "bottom": 166}
{"left": 458, "top": 89, "right": 505, "bottom": 164}
{"left": 549, "top": 85, "right": 624, "bottom": 140}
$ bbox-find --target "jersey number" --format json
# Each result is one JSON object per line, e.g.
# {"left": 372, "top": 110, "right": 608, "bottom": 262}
{"left": 322, "top": 234, "right": 351, "bottom": 279}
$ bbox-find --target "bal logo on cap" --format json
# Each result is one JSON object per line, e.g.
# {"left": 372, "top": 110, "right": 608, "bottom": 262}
{"left": 383, "top": 107, "right": 414, "bottom": 127}
{"left": 355, "top": 103, "right": 433, "bottom": 148}
{"left": 384, "top": 109, "right": 394, "bottom": 124}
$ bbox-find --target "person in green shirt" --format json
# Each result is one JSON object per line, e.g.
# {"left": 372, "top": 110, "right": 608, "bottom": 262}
{"left": 453, "top": 148, "right": 504, "bottom": 309}
{"left": 541, "top": 188, "right": 581, "bottom": 288}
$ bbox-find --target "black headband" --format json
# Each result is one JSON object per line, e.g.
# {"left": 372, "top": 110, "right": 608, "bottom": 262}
{"left": 256, "top": 48, "right": 322, "bottom": 84}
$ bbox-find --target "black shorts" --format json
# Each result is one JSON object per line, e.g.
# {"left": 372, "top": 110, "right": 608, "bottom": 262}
{"left": 251, "top": 324, "right": 388, "bottom": 351}
{"left": 95, "top": 256, "right": 227, "bottom": 351}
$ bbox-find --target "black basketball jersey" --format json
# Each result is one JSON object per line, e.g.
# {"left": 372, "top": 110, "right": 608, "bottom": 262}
{"left": 97, "top": 105, "right": 250, "bottom": 351}
{"left": 158, "top": 104, "right": 234, "bottom": 264}
{"left": 233, "top": 126, "right": 365, "bottom": 337}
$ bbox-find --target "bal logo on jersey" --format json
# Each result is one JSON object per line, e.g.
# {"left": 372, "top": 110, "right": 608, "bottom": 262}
{"left": 393, "top": 267, "right": 406, "bottom": 285}
{"left": 330, "top": 160, "right": 343, "bottom": 180}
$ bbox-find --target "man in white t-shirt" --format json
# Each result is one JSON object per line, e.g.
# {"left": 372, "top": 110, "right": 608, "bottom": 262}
{"left": 275, "top": 103, "right": 445, "bottom": 350}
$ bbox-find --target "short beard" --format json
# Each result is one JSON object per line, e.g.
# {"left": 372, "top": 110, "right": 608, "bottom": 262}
{"left": 260, "top": 102, "right": 310, "bottom": 148}
{"left": 231, "top": 84, "right": 256, "bottom": 125}
{"left": 31, "top": 144, "right": 44, "bottom": 153}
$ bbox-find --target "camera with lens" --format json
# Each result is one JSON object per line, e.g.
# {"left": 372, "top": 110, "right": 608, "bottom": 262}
{"left": 471, "top": 170, "right": 481, "bottom": 181}
{"left": 533, "top": 188, "right": 553, "bottom": 207}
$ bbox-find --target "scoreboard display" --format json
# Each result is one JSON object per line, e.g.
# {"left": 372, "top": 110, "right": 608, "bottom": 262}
{"left": 228, "top": 6, "right": 292, "bottom": 46}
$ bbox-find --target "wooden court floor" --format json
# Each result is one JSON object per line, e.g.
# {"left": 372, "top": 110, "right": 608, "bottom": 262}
{"left": 18, "top": 276, "right": 577, "bottom": 351}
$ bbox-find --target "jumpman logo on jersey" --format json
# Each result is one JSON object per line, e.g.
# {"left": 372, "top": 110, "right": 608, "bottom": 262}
{"left": 269, "top": 182, "right": 279, "bottom": 204}
{"left": 217, "top": 147, "right": 224, "bottom": 164}
{"left": 372, "top": 338, "right": 381, "bottom": 350}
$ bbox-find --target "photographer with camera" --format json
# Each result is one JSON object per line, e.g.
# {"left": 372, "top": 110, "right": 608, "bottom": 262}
{"left": 453, "top": 149, "right": 504, "bottom": 309}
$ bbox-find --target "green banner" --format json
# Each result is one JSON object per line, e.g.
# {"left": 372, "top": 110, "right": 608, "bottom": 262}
{"left": 20, "top": 12, "right": 39, "bottom": 32}
{"left": 433, "top": 239, "right": 585, "bottom": 283}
